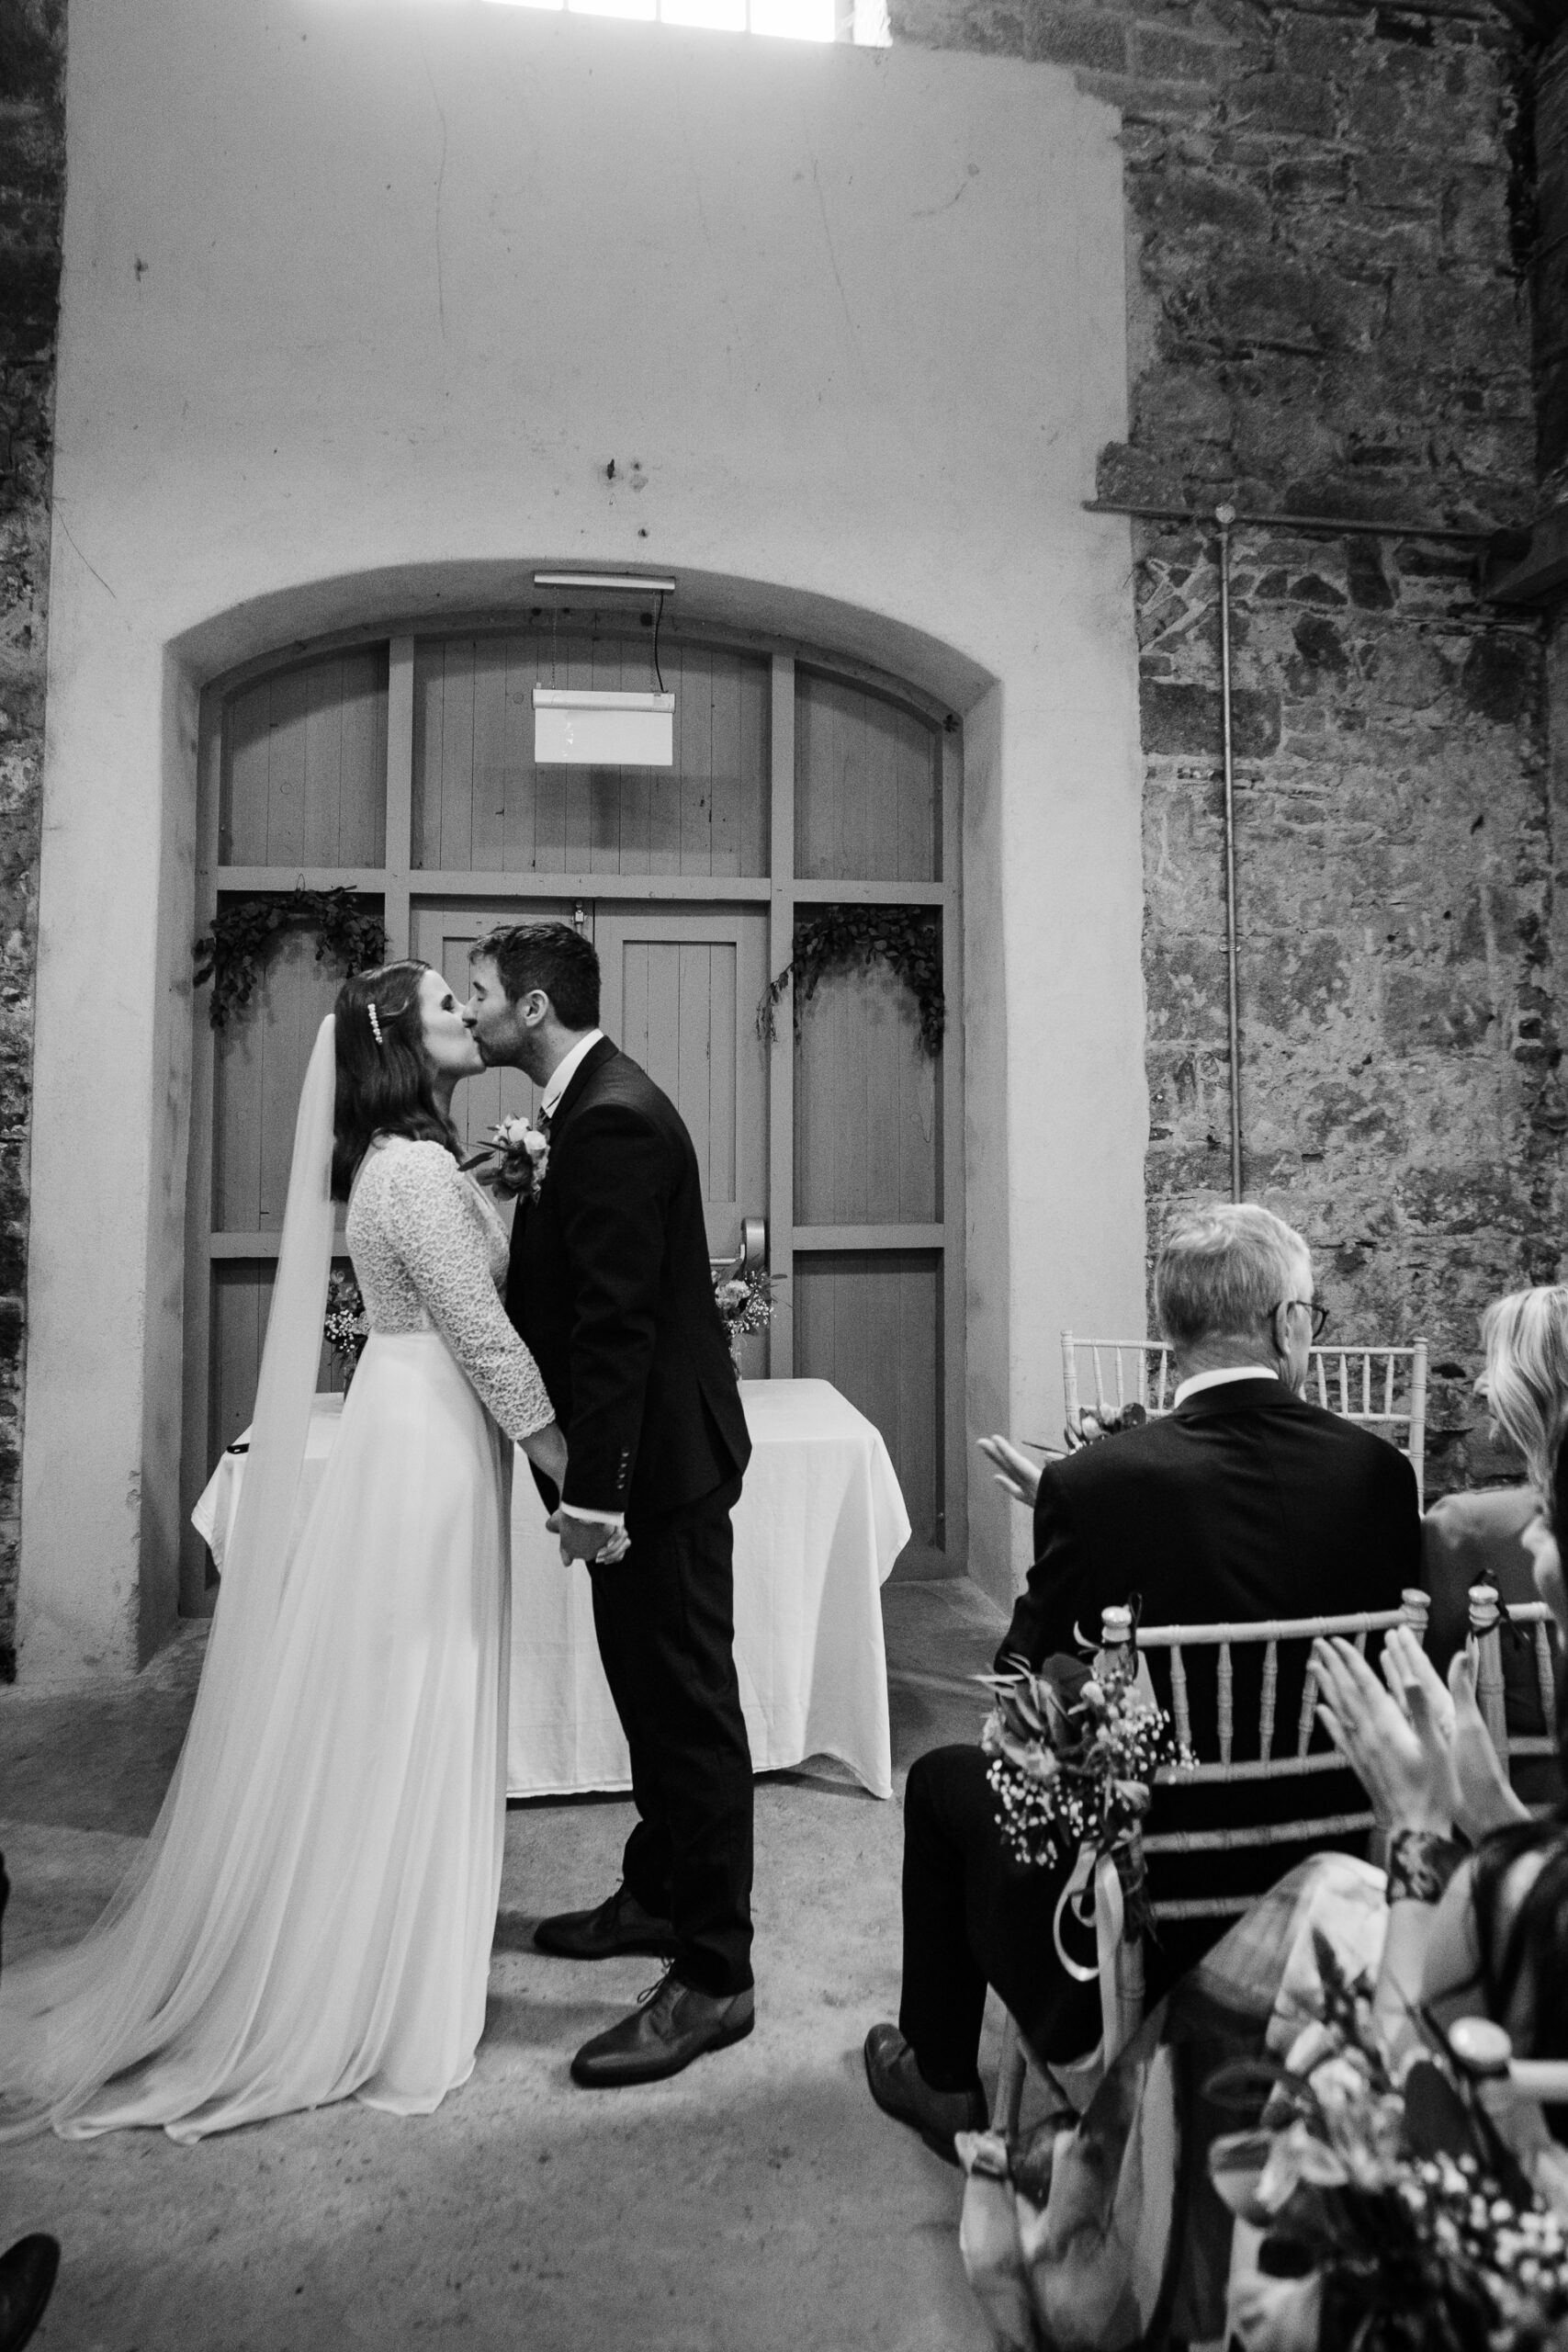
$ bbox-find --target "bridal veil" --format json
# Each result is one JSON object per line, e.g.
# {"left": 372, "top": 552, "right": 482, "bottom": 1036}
{"left": 0, "top": 1016, "right": 338, "bottom": 2135}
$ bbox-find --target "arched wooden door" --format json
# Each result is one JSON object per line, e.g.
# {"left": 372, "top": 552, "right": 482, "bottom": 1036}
{"left": 183, "top": 616, "right": 964, "bottom": 1604}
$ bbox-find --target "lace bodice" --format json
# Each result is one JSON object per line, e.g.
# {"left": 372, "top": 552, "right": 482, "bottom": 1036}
{"left": 346, "top": 1137, "right": 552, "bottom": 1443}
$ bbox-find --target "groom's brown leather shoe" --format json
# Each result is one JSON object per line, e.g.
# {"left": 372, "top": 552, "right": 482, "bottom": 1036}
{"left": 863, "top": 2024, "right": 987, "bottom": 2165}
{"left": 0, "top": 2235, "right": 59, "bottom": 2352}
{"left": 534, "top": 1885, "right": 676, "bottom": 1962}
{"left": 570, "top": 1968, "right": 754, "bottom": 2086}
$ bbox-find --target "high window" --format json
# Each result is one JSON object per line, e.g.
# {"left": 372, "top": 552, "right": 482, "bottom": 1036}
{"left": 483, "top": 0, "right": 888, "bottom": 44}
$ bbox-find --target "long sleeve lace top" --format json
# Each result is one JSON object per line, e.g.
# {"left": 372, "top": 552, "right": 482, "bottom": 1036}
{"left": 345, "top": 1137, "right": 553, "bottom": 1443}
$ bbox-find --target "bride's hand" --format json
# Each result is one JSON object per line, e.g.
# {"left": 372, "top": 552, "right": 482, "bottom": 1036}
{"left": 525, "top": 1419, "right": 570, "bottom": 1490}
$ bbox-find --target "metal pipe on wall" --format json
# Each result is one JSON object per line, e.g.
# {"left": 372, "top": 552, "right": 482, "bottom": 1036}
{"left": 1215, "top": 503, "right": 1243, "bottom": 1204}
{"left": 1084, "top": 497, "right": 1488, "bottom": 545}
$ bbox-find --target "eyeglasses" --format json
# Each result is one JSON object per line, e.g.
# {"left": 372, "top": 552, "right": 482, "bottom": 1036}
{"left": 1275, "top": 1298, "right": 1331, "bottom": 1341}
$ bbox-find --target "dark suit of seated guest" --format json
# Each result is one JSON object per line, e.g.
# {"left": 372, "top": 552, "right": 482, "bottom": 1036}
{"left": 863, "top": 1203, "right": 1423, "bottom": 2159}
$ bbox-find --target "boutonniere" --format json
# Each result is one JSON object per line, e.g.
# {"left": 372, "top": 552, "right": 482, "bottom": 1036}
{"left": 460, "top": 1115, "right": 549, "bottom": 1202}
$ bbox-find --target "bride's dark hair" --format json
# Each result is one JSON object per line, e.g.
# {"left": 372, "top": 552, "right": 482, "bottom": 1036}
{"left": 332, "top": 961, "right": 460, "bottom": 1202}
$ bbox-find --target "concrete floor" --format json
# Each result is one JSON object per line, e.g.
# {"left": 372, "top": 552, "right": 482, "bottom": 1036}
{"left": 1, "top": 1577, "right": 1009, "bottom": 2351}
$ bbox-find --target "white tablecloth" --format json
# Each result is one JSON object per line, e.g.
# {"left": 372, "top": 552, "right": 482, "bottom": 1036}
{"left": 193, "top": 1375, "right": 908, "bottom": 1800}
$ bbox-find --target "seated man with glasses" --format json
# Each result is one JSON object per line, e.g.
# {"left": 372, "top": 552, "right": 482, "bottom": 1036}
{"left": 863, "top": 1203, "right": 1423, "bottom": 2159}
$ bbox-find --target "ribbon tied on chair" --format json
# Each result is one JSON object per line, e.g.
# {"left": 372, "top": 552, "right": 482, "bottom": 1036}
{"left": 1053, "top": 1835, "right": 1144, "bottom": 2071}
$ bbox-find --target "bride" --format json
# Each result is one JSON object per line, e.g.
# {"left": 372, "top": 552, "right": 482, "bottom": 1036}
{"left": 0, "top": 959, "right": 585, "bottom": 2141}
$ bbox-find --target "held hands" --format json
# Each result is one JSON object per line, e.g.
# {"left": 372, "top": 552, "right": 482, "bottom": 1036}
{"left": 555, "top": 1510, "right": 630, "bottom": 1567}
{"left": 525, "top": 1424, "right": 629, "bottom": 1564}
{"left": 976, "top": 1434, "right": 1043, "bottom": 1512}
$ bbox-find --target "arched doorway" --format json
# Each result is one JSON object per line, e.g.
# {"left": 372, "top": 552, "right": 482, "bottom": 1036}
{"left": 180, "top": 607, "right": 964, "bottom": 1603}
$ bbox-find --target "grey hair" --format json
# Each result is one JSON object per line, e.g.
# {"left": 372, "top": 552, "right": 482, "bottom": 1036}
{"left": 1155, "top": 1204, "right": 1311, "bottom": 1350}
{"left": 1479, "top": 1285, "right": 1568, "bottom": 1495}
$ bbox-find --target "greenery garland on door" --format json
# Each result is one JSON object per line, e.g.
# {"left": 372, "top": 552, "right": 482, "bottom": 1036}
{"left": 757, "top": 905, "right": 944, "bottom": 1057}
{"left": 194, "top": 887, "right": 389, "bottom": 1029}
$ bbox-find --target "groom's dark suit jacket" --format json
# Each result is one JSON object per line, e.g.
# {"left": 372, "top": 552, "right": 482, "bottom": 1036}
{"left": 505, "top": 1037, "right": 750, "bottom": 1521}
{"left": 998, "top": 1379, "right": 1423, "bottom": 1905}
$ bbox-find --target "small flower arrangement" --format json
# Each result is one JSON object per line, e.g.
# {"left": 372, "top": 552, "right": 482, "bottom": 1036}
{"left": 714, "top": 1268, "right": 781, "bottom": 1370}
{"left": 324, "top": 1268, "right": 369, "bottom": 1385}
{"left": 461, "top": 1116, "right": 549, "bottom": 1202}
{"left": 1212, "top": 1935, "right": 1568, "bottom": 2352}
{"left": 1065, "top": 1400, "right": 1147, "bottom": 1450}
{"left": 979, "top": 1605, "right": 1193, "bottom": 1905}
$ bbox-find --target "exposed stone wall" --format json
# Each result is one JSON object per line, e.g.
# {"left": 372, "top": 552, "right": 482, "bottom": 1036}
{"left": 1538, "top": 21, "right": 1568, "bottom": 1496}
{"left": 1536, "top": 20, "right": 1568, "bottom": 499}
{"left": 887, "top": 0, "right": 1557, "bottom": 1490}
{"left": 0, "top": 0, "right": 62, "bottom": 1673}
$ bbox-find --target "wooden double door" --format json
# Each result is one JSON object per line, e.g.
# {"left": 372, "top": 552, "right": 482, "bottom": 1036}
{"left": 412, "top": 896, "right": 768, "bottom": 1283}
{"left": 183, "top": 622, "right": 963, "bottom": 1605}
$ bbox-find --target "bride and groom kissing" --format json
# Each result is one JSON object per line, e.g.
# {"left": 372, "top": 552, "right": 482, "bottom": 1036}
{"left": 0, "top": 923, "right": 755, "bottom": 2142}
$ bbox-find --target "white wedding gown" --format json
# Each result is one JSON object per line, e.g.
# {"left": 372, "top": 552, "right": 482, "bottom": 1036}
{"left": 0, "top": 1133, "right": 551, "bottom": 2143}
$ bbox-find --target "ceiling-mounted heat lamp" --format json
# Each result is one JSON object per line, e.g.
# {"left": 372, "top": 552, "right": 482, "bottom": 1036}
{"left": 531, "top": 571, "right": 677, "bottom": 768}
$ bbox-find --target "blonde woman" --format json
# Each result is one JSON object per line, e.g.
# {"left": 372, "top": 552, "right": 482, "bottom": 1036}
{"left": 1478, "top": 1283, "right": 1568, "bottom": 1492}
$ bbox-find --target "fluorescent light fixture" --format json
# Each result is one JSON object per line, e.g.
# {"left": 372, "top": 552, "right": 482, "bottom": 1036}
{"left": 534, "top": 688, "right": 675, "bottom": 767}
{"left": 533, "top": 572, "right": 678, "bottom": 594}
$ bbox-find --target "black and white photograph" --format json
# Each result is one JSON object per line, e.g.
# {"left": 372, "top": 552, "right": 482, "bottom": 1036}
{"left": 3, "top": 0, "right": 1568, "bottom": 2344}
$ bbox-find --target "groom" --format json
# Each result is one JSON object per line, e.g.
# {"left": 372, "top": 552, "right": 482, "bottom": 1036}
{"left": 464, "top": 922, "right": 756, "bottom": 2087}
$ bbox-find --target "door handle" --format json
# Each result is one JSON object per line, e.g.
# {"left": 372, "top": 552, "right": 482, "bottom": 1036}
{"left": 711, "top": 1217, "right": 767, "bottom": 1284}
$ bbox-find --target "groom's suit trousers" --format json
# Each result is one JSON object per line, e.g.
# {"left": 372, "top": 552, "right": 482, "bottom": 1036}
{"left": 589, "top": 1474, "right": 754, "bottom": 1998}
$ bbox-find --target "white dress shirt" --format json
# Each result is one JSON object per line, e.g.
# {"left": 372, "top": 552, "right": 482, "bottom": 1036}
{"left": 538, "top": 1027, "right": 604, "bottom": 1125}
{"left": 1172, "top": 1364, "right": 1280, "bottom": 1409}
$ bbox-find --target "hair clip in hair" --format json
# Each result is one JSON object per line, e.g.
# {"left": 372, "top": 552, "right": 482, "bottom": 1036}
{"left": 367, "top": 1001, "right": 384, "bottom": 1048}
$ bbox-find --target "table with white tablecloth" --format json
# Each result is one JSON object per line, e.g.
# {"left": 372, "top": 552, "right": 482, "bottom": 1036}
{"left": 192, "top": 1375, "right": 908, "bottom": 1800}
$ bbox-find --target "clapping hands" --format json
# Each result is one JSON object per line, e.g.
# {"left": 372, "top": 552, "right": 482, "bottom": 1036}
{"left": 1310, "top": 1624, "right": 1526, "bottom": 1843}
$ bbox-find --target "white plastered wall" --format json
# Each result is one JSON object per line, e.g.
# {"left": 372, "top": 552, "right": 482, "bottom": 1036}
{"left": 18, "top": 0, "right": 1144, "bottom": 1676}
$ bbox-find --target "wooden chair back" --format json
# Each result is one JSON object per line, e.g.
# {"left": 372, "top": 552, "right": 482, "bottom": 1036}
{"left": 990, "top": 1593, "right": 1431, "bottom": 2138}
{"left": 1466, "top": 1583, "right": 1561, "bottom": 1786}
{"left": 1060, "top": 1332, "right": 1429, "bottom": 1504}
{"left": 1100, "top": 1593, "right": 1432, "bottom": 1923}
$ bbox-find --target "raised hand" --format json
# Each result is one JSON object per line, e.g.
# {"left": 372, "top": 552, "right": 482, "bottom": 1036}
{"left": 976, "top": 1434, "right": 1041, "bottom": 1511}
{"left": 1443, "top": 1642, "right": 1527, "bottom": 1840}
{"left": 1378, "top": 1627, "right": 1527, "bottom": 1844}
{"left": 1378, "top": 1623, "right": 1454, "bottom": 1742}
{"left": 1310, "top": 1634, "right": 1459, "bottom": 1834}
